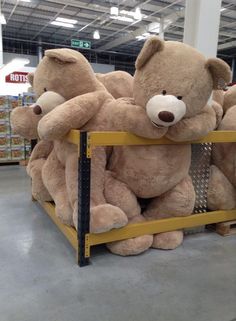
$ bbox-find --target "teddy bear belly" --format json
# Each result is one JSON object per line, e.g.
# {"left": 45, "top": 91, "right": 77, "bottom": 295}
{"left": 108, "top": 145, "right": 191, "bottom": 198}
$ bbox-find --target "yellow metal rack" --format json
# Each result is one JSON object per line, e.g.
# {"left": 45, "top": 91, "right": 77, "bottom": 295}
{"left": 38, "top": 130, "right": 236, "bottom": 267}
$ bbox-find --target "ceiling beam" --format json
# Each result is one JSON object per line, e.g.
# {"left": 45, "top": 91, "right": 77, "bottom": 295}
{"left": 218, "top": 40, "right": 236, "bottom": 50}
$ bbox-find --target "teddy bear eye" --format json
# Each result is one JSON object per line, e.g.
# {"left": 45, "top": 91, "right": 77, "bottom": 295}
{"left": 162, "top": 90, "right": 166, "bottom": 95}
{"left": 44, "top": 88, "right": 47, "bottom": 92}
{"left": 177, "top": 96, "right": 182, "bottom": 100}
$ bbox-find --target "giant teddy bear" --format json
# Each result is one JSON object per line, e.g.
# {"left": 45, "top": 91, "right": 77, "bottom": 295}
{"left": 11, "top": 69, "right": 133, "bottom": 206}
{"left": 103, "top": 37, "right": 231, "bottom": 255}
{"left": 37, "top": 38, "right": 231, "bottom": 256}
{"left": 13, "top": 48, "right": 165, "bottom": 248}
{"left": 208, "top": 85, "right": 236, "bottom": 210}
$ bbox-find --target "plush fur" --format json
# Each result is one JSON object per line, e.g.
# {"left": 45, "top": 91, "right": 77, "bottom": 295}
{"left": 103, "top": 37, "right": 231, "bottom": 256}
{"left": 208, "top": 85, "right": 236, "bottom": 210}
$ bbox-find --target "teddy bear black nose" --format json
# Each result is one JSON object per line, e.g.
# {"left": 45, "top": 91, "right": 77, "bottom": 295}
{"left": 33, "top": 105, "right": 42, "bottom": 115}
{"left": 158, "top": 111, "right": 175, "bottom": 123}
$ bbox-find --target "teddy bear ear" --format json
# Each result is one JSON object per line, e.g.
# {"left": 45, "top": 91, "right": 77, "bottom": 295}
{"left": 45, "top": 49, "right": 78, "bottom": 64}
{"left": 27, "top": 72, "right": 34, "bottom": 86}
{"left": 135, "top": 36, "right": 165, "bottom": 70}
{"left": 206, "top": 58, "right": 231, "bottom": 90}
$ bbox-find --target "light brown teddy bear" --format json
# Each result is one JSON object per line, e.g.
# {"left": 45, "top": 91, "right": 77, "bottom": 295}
{"left": 23, "top": 48, "right": 164, "bottom": 235}
{"left": 11, "top": 69, "right": 133, "bottom": 203}
{"left": 103, "top": 37, "right": 231, "bottom": 255}
{"left": 11, "top": 66, "right": 134, "bottom": 225}
{"left": 208, "top": 85, "right": 236, "bottom": 210}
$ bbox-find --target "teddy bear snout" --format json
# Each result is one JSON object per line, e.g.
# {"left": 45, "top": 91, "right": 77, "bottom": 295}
{"left": 146, "top": 94, "right": 186, "bottom": 127}
{"left": 33, "top": 105, "right": 42, "bottom": 115}
{"left": 158, "top": 111, "right": 175, "bottom": 123}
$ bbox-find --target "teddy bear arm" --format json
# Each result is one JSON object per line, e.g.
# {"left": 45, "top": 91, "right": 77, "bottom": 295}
{"left": 109, "top": 101, "right": 168, "bottom": 138}
{"left": 212, "top": 101, "right": 223, "bottom": 128}
{"left": 166, "top": 105, "right": 216, "bottom": 142}
{"left": 38, "top": 91, "right": 108, "bottom": 140}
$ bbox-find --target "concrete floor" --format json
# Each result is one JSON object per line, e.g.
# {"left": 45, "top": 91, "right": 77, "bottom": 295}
{"left": 0, "top": 165, "right": 236, "bottom": 321}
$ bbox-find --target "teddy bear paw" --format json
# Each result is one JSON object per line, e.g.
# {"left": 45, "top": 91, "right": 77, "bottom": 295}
{"left": 55, "top": 202, "right": 74, "bottom": 226}
{"left": 107, "top": 235, "right": 153, "bottom": 256}
{"left": 90, "top": 204, "right": 128, "bottom": 234}
{"left": 152, "top": 231, "right": 183, "bottom": 250}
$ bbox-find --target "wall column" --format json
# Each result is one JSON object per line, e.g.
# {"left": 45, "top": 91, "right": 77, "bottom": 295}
{"left": 183, "top": 0, "right": 222, "bottom": 57}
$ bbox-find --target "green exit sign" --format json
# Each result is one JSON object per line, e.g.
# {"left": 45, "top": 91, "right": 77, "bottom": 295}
{"left": 71, "top": 39, "right": 91, "bottom": 49}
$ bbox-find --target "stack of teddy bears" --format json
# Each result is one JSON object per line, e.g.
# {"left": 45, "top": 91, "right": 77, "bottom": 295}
{"left": 11, "top": 36, "right": 231, "bottom": 256}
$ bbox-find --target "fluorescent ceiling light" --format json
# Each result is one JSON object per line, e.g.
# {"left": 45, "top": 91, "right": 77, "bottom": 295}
{"left": 134, "top": 7, "right": 142, "bottom": 20}
{"left": 220, "top": 7, "right": 226, "bottom": 12}
{"left": 0, "top": 14, "right": 6, "bottom": 25}
{"left": 120, "top": 8, "right": 143, "bottom": 20}
{"left": 51, "top": 21, "right": 74, "bottom": 28}
{"left": 110, "top": 6, "right": 119, "bottom": 16}
{"left": 136, "top": 32, "right": 151, "bottom": 41}
{"left": 56, "top": 17, "right": 78, "bottom": 24}
{"left": 110, "top": 15, "right": 134, "bottom": 23}
{"left": 93, "top": 30, "right": 100, "bottom": 39}
{"left": 20, "top": 0, "right": 31, "bottom": 2}
{"left": 148, "top": 22, "right": 160, "bottom": 33}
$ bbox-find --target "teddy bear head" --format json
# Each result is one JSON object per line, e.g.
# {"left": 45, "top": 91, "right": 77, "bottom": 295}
{"left": 223, "top": 85, "right": 236, "bottom": 113}
{"left": 96, "top": 71, "right": 133, "bottom": 98}
{"left": 31, "top": 48, "right": 99, "bottom": 100}
{"left": 133, "top": 36, "right": 231, "bottom": 128}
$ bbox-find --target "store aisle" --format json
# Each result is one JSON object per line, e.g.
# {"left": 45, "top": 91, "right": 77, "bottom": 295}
{"left": 0, "top": 166, "right": 236, "bottom": 321}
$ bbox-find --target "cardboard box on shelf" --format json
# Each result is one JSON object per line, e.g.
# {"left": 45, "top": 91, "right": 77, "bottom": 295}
{"left": 11, "top": 147, "right": 25, "bottom": 160}
{"left": 0, "top": 121, "right": 10, "bottom": 134}
{"left": 0, "top": 147, "right": 11, "bottom": 161}
{"left": 8, "top": 96, "right": 19, "bottom": 110}
{"left": 0, "top": 108, "right": 10, "bottom": 121}
{"left": 0, "top": 96, "right": 9, "bottom": 108}
{"left": 0, "top": 134, "right": 10, "bottom": 147}
{"left": 11, "top": 135, "right": 24, "bottom": 147}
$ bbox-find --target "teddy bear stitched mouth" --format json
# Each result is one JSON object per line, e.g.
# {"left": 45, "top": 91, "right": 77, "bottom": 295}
{"left": 151, "top": 120, "right": 164, "bottom": 128}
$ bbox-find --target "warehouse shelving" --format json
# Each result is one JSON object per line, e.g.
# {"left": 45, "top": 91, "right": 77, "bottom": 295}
{"left": 37, "top": 130, "right": 236, "bottom": 267}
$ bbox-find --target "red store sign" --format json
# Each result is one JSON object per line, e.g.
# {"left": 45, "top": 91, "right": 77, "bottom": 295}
{"left": 5, "top": 72, "right": 29, "bottom": 83}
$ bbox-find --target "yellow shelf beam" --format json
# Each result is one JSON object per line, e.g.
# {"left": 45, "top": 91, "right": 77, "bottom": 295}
{"left": 39, "top": 201, "right": 236, "bottom": 259}
{"left": 87, "top": 209, "right": 236, "bottom": 248}
{"left": 39, "top": 201, "right": 78, "bottom": 250}
{"left": 66, "top": 130, "right": 236, "bottom": 146}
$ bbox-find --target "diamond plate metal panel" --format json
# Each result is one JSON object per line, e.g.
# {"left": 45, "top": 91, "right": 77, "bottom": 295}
{"left": 185, "top": 143, "right": 212, "bottom": 234}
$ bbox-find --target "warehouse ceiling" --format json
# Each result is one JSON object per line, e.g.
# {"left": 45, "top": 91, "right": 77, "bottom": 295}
{"left": 1, "top": 0, "right": 236, "bottom": 57}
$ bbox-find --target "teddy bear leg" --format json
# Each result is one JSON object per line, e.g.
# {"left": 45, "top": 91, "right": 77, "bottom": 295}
{"left": 67, "top": 149, "right": 128, "bottom": 233}
{"left": 104, "top": 171, "right": 141, "bottom": 219}
{"left": 207, "top": 165, "right": 236, "bottom": 210}
{"left": 42, "top": 149, "right": 73, "bottom": 226}
{"left": 106, "top": 215, "right": 153, "bottom": 256}
{"left": 27, "top": 158, "right": 52, "bottom": 201}
{"left": 143, "top": 175, "right": 195, "bottom": 250}
{"left": 104, "top": 171, "right": 153, "bottom": 256}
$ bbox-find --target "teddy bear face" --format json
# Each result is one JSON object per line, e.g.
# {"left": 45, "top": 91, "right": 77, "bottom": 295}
{"left": 223, "top": 85, "right": 236, "bottom": 113}
{"left": 10, "top": 91, "right": 65, "bottom": 140}
{"left": 32, "top": 48, "right": 98, "bottom": 100}
{"left": 133, "top": 37, "right": 231, "bottom": 128}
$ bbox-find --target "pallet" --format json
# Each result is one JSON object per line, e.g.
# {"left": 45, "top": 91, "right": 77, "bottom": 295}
{"left": 214, "top": 220, "right": 236, "bottom": 236}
